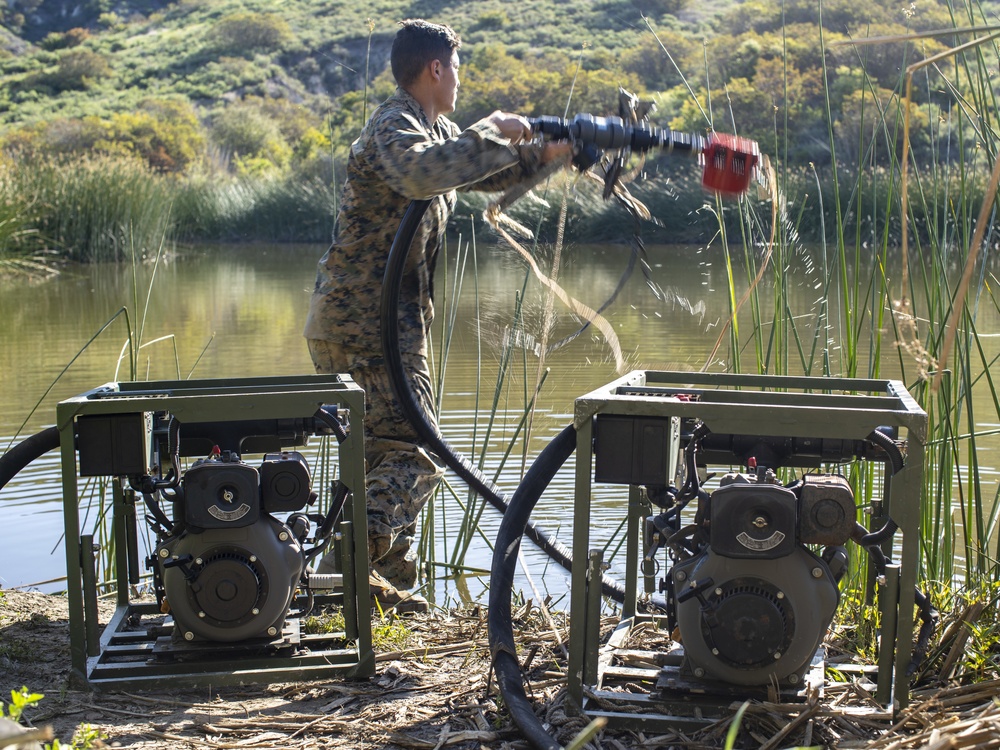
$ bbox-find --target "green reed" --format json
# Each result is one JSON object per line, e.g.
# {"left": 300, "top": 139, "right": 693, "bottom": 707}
{"left": 0, "top": 153, "right": 339, "bottom": 264}
{"left": 2, "top": 154, "right": 177, "bottom": 263}
{"left": 172, "top": 172, "right": 336, "bottom": 243}
{"left": 0, "top": 161, "right": 41, "bottom": 272}
{"left": 705, "top": 0, "right": 1000, "bottom": 604}
{"left": 7, "top": 218, "right": 185, "bottom": 593}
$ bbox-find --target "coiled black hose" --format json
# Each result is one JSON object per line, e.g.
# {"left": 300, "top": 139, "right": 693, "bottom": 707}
{"left": 382, "top": 200, "right": 636, "bottom": 750}
{"left": 380, "top": 199, "right": 628, "bottom": 602}
{"left": 0, "top": 426, "right": 60, "bottom": 493}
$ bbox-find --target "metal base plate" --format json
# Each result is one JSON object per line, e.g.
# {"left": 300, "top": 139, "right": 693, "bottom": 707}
{"left": 582, "top": 618, "right": 825, "bottom": 731}
{"left": 653, "top": 644, "right": 826, "bottom": 702}
{"left": 150, "top": 618, "right": 302, "bottom": 661}
{"left": 84, "top": 596, "right": 373, "bottom": 690}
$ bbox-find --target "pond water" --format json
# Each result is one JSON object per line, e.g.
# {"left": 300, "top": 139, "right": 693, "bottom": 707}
{"left": 0, "top": 239, "right": 996, "bottom": 604}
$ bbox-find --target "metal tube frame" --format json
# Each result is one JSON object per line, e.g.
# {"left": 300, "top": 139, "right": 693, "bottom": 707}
{"left": 58, "top": 374, "right": 374, "bottom": 690}
{"left": 568, "top": 370, "right": 926, "bottom": 727}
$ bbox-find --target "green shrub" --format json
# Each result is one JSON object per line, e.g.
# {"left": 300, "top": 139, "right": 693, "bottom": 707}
{"left": 454, "top": 44, "right": 642, "bottom": 123}
{"left": 208, "top": 12, "right": 293, "bottom": 57}
{"left": 105, "top": 99, "right": 205, "bottom": 173}
{"left": 207, "top": 95, "right": 328, "bottom": 172}
{"left": 98, "top": 11, "right": 123, "bottom": 29}
{"left": 619, "top": 31, "right": 697, "bottom": 92}
{"left": 0, "top": 99, "right": 205, "bottom": 174}
{"left": 39, "top": 27, "right": 90, "bottom": 51}
{"left": 0, "top": 12, "right": 25, "bottom": 35}
{"left": 628, "top": 0, "right": 690, "bottom": 14}
{"left": 0, "top": 117, "right": 105, "bottom": 157}
{"left": 473, "top": 10, "right": 509, "bottom": 31}
{"left": 47, "top": 49, "right": 112, "bottom": 92}
{"left": 210, "top": 104, "right": 291, "bottom": 169}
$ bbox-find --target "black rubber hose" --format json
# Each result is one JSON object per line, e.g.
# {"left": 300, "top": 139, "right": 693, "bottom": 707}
{"left": 305, "top": 480, "right": 351, "bottom": 566}
{"left": 854, "top": 427, "right": 903, "bottom": 552}
{"left": 313, "top": 406, "right": 350, "bottom": 444}
{"left": 489, "top": 423, "right": 577, "bottom": 750}
{"left": 911, "top": 588, "right": 938, "bottom": 676}
{"left": 0, "top": 426, "right": 60, "bottom": 493}
{"left": 855, "top": 518, "right": 899, "bottom": 547}
{"left": 141, "top": 491, "right": 175, "bottom": 536}
{"left": 380, "top": 199, "right": 628, "bottom": 602}
{"left": 852, "top": 519, "right": 939, "bottom": 675}
{"left": 866, "top": 428, "right": 905, "bottom": 474}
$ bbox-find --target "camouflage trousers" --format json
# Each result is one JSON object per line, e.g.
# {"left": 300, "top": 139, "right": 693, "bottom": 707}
{"left": 307, "top": 339, "right": 444, "bottom": 588}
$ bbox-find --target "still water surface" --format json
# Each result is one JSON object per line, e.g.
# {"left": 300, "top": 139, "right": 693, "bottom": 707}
{"left": 0, "top": 241, "right": 995, "bottom": 602}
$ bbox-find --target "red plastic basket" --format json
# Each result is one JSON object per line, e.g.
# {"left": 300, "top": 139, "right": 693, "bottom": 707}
{"left": 701, "top": 133, "right": 760, "bottom": 197}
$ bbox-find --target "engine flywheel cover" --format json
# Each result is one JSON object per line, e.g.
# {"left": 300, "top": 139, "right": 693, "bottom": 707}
{"left": 159, "top": 516, "right": 304, "bottom": 642}
{"left": 703, "top": 578, "right": 793, "bottom": 668}
{"left": 191, "top": 549, "right": 268, "bottom": 626}
{"left": 672, "top": 547, "right": 839, "bottom": 685}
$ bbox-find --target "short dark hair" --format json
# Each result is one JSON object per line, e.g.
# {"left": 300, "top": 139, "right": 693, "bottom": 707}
{"left": 390, "top": 19, "right": 461, "bottom": 88}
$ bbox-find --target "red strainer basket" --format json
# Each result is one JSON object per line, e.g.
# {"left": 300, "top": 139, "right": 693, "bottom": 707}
{"left": 701, "top": 133, "right": 760, "bottom": 197}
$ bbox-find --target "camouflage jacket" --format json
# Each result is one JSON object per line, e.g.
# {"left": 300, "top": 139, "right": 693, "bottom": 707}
{"left": 303, "top": 87, "right": 546, "bottom": 364}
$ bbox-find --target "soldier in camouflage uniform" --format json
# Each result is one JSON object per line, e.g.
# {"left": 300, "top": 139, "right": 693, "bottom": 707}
{"left": 304, "top": 19, "right": 571, "bottom": 604}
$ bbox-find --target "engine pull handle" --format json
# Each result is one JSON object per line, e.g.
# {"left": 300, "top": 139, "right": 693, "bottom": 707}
{"left": 676, "top": 576, "right": 716, "bottom": 604}
{"left": 529, "top": 114, "right": 760, "bottom": 197}
{"left": 677, "top": 576, "right": 721, "bottom": 629}
{"left": 162, "top": 553, "right": 201, "bottom": 588}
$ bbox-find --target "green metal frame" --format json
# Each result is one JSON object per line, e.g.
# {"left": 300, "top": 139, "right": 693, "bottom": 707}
{"left": 57, "top": 374, "right": 374, "bottom": 690}
{"left": 568, "top": 370, "right": 926, "bottom": 727}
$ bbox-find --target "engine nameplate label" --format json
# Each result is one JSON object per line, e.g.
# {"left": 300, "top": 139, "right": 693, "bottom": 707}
{"left": 208, "top": 503, "right": 252, "bottom": 522}
{"left": 737, "top": 530, "right": 786, "bottom": 551}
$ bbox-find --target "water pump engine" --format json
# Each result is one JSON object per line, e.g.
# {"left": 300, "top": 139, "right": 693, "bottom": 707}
{"left": 667, "top": 470, "right": 854, "bottom": 686}
{"left": 155, "top": 450, "right": 314, "bottom": 642}
{"left": 553, "top": 371, "right": 930, "bottom": 732}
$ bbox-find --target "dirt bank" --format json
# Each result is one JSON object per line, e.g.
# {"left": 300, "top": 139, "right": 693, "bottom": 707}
{"left": 1, "top": 590, "right": 998, "bottom": 749}
{"left": 0, "top": 590, "right": 587, "bottom": 749}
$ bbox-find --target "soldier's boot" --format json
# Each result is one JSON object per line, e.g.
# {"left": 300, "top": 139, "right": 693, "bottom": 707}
{"left": 369, "top": 570, "right": 429, "bottom": 614}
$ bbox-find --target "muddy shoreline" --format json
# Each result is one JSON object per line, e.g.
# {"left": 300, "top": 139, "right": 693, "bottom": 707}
{"left": 1, "top": 590, "right": 998, "bottom": 749}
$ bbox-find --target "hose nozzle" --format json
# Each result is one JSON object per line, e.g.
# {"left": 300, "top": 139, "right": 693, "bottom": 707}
{"left": 530, "top": 114, "right": 761, "bottom": 197}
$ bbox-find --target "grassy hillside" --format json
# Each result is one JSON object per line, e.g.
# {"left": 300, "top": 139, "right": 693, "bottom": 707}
{"left": 0, "top": 0, "right": 974, "bottom": 166}
{"left": 0, "top": 0, "right": 996, "bottom": 256}
{"left": 0, "top": 0, "right": 710, "bottom": 129}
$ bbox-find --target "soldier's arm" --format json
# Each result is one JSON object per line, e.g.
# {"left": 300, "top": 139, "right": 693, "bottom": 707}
{"left": 373, "top": 111, "right": 529, "bottom": 199}
{"left": 468, "top": 141, "right": 573, "bottom": 193}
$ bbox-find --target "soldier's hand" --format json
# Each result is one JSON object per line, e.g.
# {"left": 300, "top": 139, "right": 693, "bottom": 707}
{"left": 488, "top": 111, "right": 532, "bottom": 144}
{"left": 541, "top": 141, "right": 573, "bottom": 164}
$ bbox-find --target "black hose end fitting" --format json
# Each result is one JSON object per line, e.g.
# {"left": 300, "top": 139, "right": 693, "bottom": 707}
{"left": 573, "top": 142, "right": 602, "bottom": 172}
